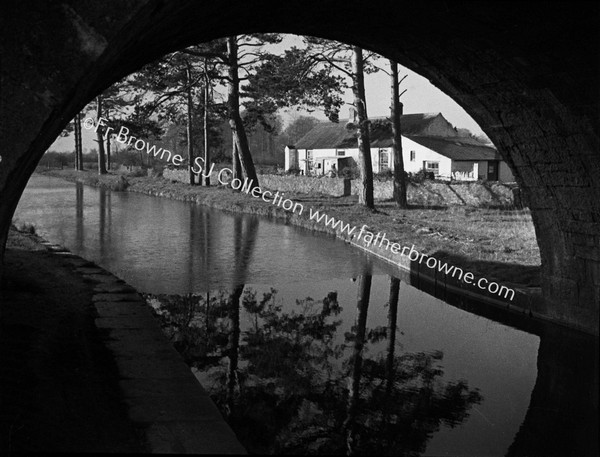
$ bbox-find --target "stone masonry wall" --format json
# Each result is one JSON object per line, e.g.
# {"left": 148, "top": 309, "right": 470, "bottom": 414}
{"left": 163, "top": 168, "right": 516, "bottom": 207}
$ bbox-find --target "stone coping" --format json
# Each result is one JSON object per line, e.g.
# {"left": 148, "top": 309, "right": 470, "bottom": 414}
{"left": 36, "top": 238, "right": 246, "bottom": 454}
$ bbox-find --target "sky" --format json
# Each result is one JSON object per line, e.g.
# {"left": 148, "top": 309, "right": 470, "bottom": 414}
{"left": 49, "top": 34, "right": 487, "bottom": 153}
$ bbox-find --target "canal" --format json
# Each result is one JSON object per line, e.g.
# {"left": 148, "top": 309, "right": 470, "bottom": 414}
{"left": 13, "top": 175, "right": 598, "bottom": 456}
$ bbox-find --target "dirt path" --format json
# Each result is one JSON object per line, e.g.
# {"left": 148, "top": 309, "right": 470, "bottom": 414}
{"left": 0, "top": 230, "right": 145, "bottom": 453}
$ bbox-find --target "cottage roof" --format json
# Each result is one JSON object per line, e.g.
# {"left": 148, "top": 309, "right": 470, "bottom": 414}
{"left": 406, "top": 136, "right": 501, "bottom": 161}
{"left": 295, "top": 113, "right": 443, "bottom": 149}
{"left": 294, "top": 113, "right": 500, "bottom": 161}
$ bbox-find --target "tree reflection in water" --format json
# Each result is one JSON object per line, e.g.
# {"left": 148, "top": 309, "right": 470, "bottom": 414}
{"left": 145, "top": 278, "right": 482, "bottom": 455}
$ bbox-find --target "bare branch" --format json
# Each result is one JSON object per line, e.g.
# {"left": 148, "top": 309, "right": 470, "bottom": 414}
{"left": 237, "top": 41, "right": 267, "bottom": 48}
{"left": 238, "top": 51, "right": 263, "bottom": 61}
{"left": 239, "top": 58, "right": 261, "bottom": 67}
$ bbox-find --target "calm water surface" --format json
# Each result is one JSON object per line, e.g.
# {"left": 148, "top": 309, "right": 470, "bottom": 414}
{"left": 14, "top": 175, "right": 597, "bottom": 456}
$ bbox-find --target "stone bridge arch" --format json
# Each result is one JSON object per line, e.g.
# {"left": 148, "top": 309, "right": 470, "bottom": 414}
{"left": 0, "top": 1, "right": 598, "bottom": 333}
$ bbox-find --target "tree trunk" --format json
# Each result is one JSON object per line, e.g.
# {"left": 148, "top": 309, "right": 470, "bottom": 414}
{"left": 203, "top": 64, "right": 211, "bottom": 186}
{"left": 186, "top": 64, "right": 195, "bottom": 186}
{"left": 232, "top": 142, "right": 242, "bottom": 185}
{"left": 227, "top": 36, "right": 260, "bottom": 190}
{"left": 96, "top": 96, "right": 107, "bottom": 175}
{"left": 352, "top": 46, "right": 374, "bottom": 209}
{"left": 390, "top": 61, "right": 408, "bottom": 208}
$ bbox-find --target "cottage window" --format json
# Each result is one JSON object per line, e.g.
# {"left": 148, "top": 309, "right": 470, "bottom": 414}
{"left": 379, "top": 149, "right": 389, "bottom": 170}
{"left": 424, "top": 161, "right": 439, "bottom": 174}
{"left": 336, "top": 149, "right": 345, "bottom": 156}
{"left": 410, "top": 150, "right": 416, "bottom": 161}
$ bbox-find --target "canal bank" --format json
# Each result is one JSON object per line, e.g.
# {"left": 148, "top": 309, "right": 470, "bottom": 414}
{"left": 35, "top": 169, "right": 552, "bottom": 330}
{"left": 0, "top": 226, "right": 245, "bottom": 454}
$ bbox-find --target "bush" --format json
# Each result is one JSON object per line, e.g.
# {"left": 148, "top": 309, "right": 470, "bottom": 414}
{"left": 127, "top": 167, "right": 147, "bottom": 178}
{"left": 286, "top": 166, "right": 301, "bottom": 176}
{"left": 408, "top": 169, "right": 435, "bottom": 183}
{"left": 18, "top": 222, "right": 37, "bottom": 235}
{"left": 148, "top": 164, "right": 164, "bottom": 178}
{"left": 374, "top": 169, "right": 393, "bottom": 181}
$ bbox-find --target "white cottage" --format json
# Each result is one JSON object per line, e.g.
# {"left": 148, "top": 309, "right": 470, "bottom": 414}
{"left": 285, "top": 113, "right": 515, "bottom": 182}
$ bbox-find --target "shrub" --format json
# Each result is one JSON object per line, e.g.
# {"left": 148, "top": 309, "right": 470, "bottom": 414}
{"left": 374, "top": 169, "right": 393, "bottom": 181}
{"left": 18, "top": 222, "right": 37, "bottom": 235}
{"left": 286, "top": 166, "right": 301, "bottom": 176}
{"left": 148, "top": 164, "right": 164, "bottom": 178}
{"left": 127, "top": 167, "right": 147, "bottom": 178}
{"left": 408, "top": 169, "right": 435, "bottom": 183}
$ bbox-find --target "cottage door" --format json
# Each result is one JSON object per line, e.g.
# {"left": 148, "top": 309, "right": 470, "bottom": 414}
{"left": 487, "top": 160, "right": 499, "bottom": 181}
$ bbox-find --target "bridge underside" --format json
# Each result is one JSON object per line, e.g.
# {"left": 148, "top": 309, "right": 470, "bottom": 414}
{"left": 0, "top": 1, "right": 598, "bottom": 333}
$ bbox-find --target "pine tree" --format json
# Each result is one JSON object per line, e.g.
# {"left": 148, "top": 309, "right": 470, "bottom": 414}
{"left": 390, "top": 60, "right": 408, "bottom": 208}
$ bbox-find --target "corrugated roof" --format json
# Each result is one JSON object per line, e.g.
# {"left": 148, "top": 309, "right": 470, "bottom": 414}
{"left": 294, "top": 114, "right": 499, "bottom": 161}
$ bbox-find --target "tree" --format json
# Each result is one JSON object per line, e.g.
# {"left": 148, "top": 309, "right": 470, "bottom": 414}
{"left": 351, "top": 47, "right": 374, "bottom": 209}
{"left": 282, "top": 115, "right": 321, "bottom": 146}
{"left": 202, "top": 61, "right": 211, "bottom": 185}
{"left": 299, "top": 37, "right": 377, "bottom": 208}
{"left": 128, "top": 49, "right": 212, "bottom": 182}
{"left": 390, "top": 60, "right": 408, "bottom": 208}
{"left": 95, "top": 95, "right": 108, "bottom": 175}
{"left": 226, "top": 35, "right": 260, "bottom": 188}
{"left": 185, "top": 62, "right": 196, "bottom": 184}
{"left": 169, "top": 35, "right": 281, "bottom": 189}
{"left": 84, "top": 80, "right": 133, "bottom": 172}
{"left": 60, "top": 111, "right": 84, "bottom": 170}
{"left": 131, "top": 35, "right": 345, "bottom": 188}
{"left": 243, "top": 46, "right": 344, "bottom": 126}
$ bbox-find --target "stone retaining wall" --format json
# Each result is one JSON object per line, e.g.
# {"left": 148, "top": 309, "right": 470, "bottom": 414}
{"left": 262, "top": 174, "right": 517, "bottom": 207}
{"left": 259, "top": 174, "right": 350, "bottom": 196}
{"left": 163, "top": 168, "right": 517, "bottom": 207}
{"left": 354, "top": 180, "right": 516, "bottom": 206}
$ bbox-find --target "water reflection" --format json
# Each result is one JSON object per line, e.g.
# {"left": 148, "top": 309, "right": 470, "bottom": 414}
{"left": 75, "top": 182, "right": 84, "bottom": 251}
{"left": 147, "top": 276, "right": 483, "bottom": 455}
{"left": 98, "top": 187, "right": 112, "bottom": 258}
